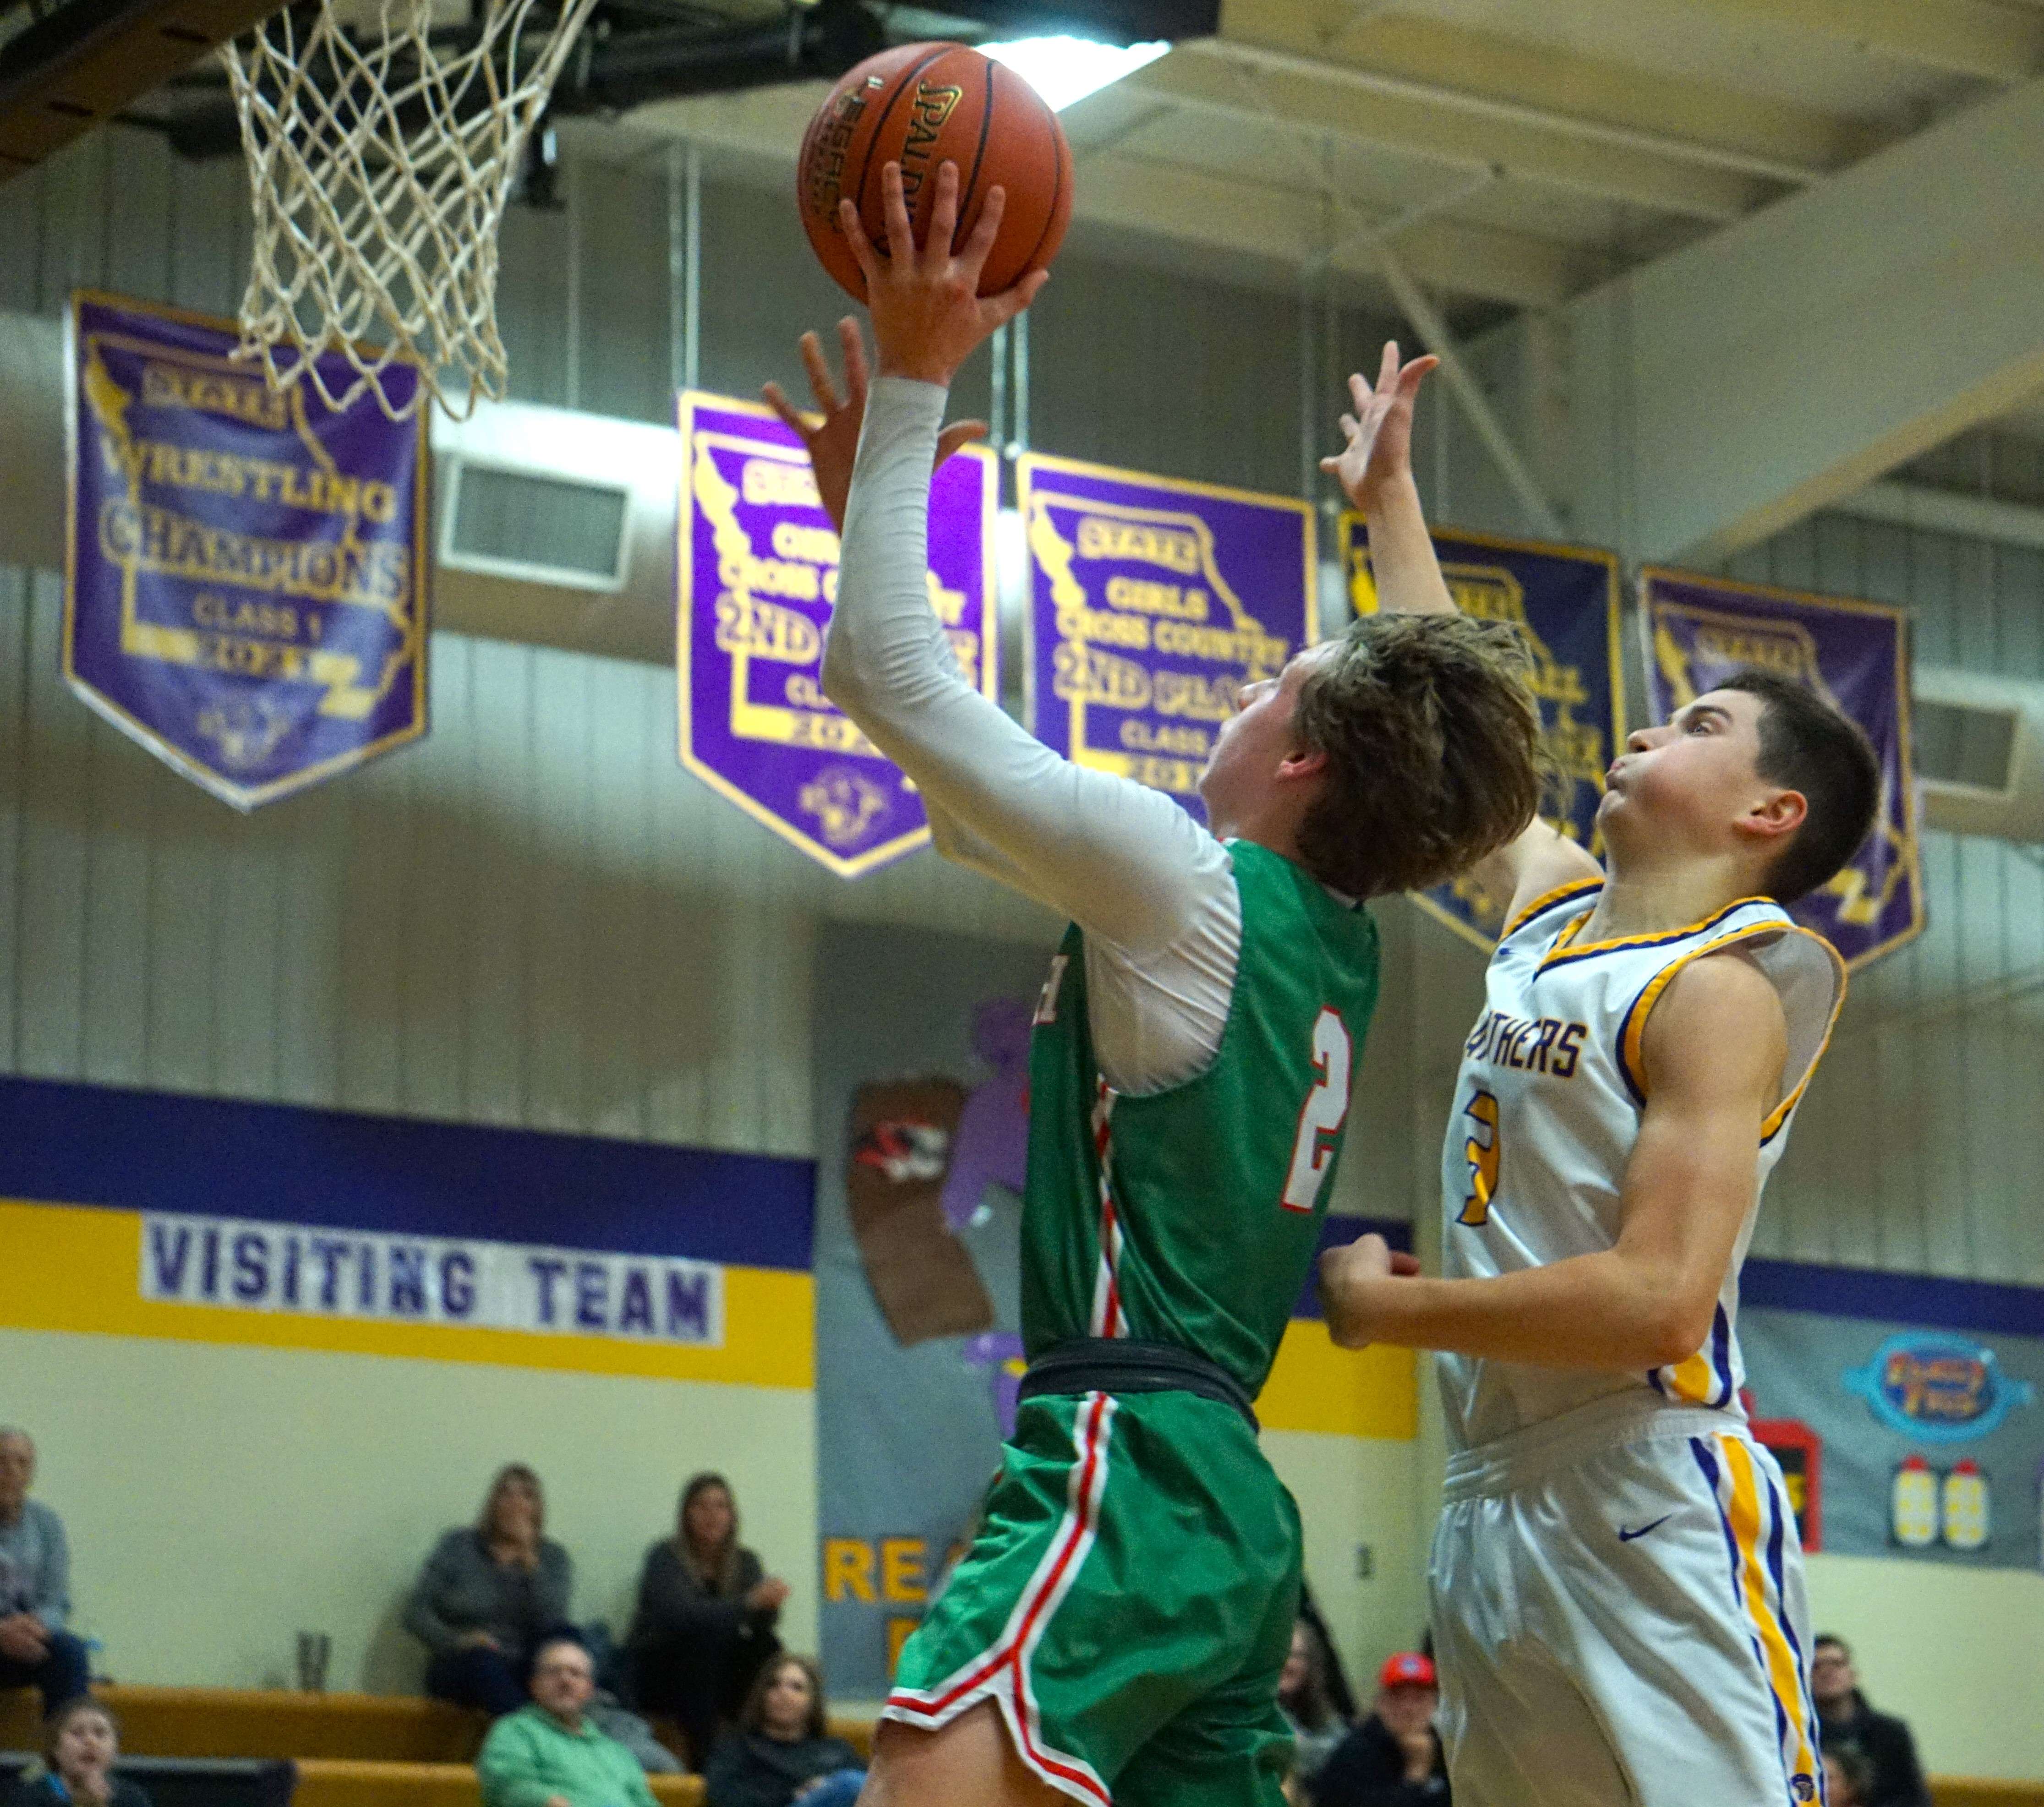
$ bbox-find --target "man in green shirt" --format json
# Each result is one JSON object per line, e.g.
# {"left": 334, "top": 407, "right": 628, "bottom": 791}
{"left": 477, "top": 1637, "right": 659, "bottom": 1807}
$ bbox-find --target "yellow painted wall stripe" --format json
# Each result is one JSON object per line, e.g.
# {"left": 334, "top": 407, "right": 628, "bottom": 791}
{"left": 1, "top": 1201, "right": 1411, "bottom": 1434}
{"left": 0, "top": 1202, "right": 814, "bottom": 1389}
{"left": 1259, "top": 1319, "right": 1416, "bottom": 1440}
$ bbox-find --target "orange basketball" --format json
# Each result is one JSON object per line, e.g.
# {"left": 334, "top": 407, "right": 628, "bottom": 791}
{"left": 797, "top": 42, "right": 1073, "bottom": 302}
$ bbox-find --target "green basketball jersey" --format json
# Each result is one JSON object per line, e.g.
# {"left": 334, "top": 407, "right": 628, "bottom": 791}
{"left": 1021, "top": 840, "right": 1382, "bottom": 1397}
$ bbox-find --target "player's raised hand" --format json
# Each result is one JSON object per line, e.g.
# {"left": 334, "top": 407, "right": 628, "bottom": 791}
{"left": 841, "top": 159, "right": 1048, "bottom": 389}
{"left": 1320, "top": 341, "right": 1439, "bottom": 511}
{"left": 763, "top": 318, "right": 989, "bottom": 534}
{"left": 1317, "top": 1231, "right": 1422, "bottom": 1349}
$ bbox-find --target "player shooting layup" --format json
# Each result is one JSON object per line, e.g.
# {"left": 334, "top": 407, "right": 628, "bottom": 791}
{"left": 1318, "top": 347, "right": 1882, "bottom": 1807}
{"left": 771, "top": 163, "right": 1543, "bottom": 1807}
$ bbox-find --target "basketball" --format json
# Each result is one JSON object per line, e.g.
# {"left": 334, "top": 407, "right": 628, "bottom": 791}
{"left": 796, "top": 42, "right": 1073, "bottom": 302}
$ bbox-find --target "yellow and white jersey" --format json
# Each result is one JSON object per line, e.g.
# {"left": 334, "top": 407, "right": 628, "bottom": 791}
{"left": 1437, "top": 877, "right": 1845, "bottom": 1453}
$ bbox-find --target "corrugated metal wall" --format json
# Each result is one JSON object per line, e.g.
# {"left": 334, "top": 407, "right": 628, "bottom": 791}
{"left": 1718, "top": 469, "right": 2044, "bottom": 1286}
{"left": 2, "top": 125, "right": 2040, "bottom": 1283}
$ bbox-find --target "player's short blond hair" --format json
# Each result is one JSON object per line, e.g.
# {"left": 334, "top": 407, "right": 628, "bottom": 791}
{"left": 1293, "top": 612, "right": 1544, "bottom": 900}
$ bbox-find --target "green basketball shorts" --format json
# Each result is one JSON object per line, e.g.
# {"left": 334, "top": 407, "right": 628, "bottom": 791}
{"left": 882, "top": 1388, "right": 1301, "bottom": 1807}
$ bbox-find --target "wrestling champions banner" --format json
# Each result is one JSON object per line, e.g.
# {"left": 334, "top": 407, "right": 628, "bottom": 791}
{"left": 1641, "top": 570, "right": 1923, "bottom": 968}
{"left": 66, "top": 291, "right": 428, "bottom": 809}
{"left": 678, "top": 392, "right": 997, "bottom": 878}
{"left": 1342, "top": 517, "right": 1623, "bottom": 946}
{"left": 1019, "top": 454, "right": 1313, "bottom": 821}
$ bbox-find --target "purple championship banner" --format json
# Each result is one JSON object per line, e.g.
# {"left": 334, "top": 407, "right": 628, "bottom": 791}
{"left": 65, "top": 291, "right": 429, "bottom": 809}
{"left": 1641, "top": 568, "right": 1924, "bottom": 968}
{"left": 677, "top": 392, "right": 997, "bottom": 878}
{"left": 1017, "top": 453, "right": 1313, "bottom": 819}
{"left": 1342, "top": 516, "right": 1624, "bottom": 948}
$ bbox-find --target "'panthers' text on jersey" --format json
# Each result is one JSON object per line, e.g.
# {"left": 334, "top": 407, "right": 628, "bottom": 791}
{"left": 1437, "top": 878, "right": 1845, "bottom": 1451}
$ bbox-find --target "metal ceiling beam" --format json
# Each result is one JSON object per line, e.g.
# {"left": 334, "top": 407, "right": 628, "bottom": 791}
{"left": 1154, "top": 43, "right": 1778, "bottom": 221}
{"left": 1188, "top": 33, "right": 1827, "bottom": 188}
{"left": 1288, "top": 6, "right": 1880, "bottom": 178}
{"left": 1828, "top": 478, "right": 2044, "bottom": 551}
{"left": 1678, "top": 0, "right": 2044, "bottom": 83}
{"left": 1561, "top": 76, "right": 2044, "bottom": 564}
{"left": 626, "top": 86, "right": 1591, "bottom": 308}
{"left": 1074, "top": 151, "right": 1591, "bottom": 307}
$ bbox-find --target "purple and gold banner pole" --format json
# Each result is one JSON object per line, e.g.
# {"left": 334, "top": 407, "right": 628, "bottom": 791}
{"left": 1641, "top": 568, "right": 1924, "bottom": 968}
{"left": 65, "top": 291, "right": 430, "bottom": 808}
{"left": 1017, "top": 454, "right": 1313, "bottom": 819}
{"left": 677, "top": 393, "right": 997, "bottom": 879}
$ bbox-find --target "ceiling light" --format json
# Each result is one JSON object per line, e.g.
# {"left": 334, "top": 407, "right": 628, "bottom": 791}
{"left": 979, "top": 36, "right": 1172, "bottom": 112}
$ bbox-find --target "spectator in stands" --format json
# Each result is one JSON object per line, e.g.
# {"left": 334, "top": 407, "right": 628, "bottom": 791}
{"left": 1825, "top": 1747, "right": 1875, "bottom": 1807}
{"left": 1811, "top": 1635, "right": 1930, "bottom": 1807}
{"left": 3, "top": 1699, "right": 150, "bottom": 1807}
{"left": 407, "top": 1464, "right": 574, "bottom": 1718}
{"left": 1279, "top": 1618, "right": 1346, "bottom": 1791}
{"left": 478, "top": 1635, "right": 657, "bottom": 1807}
{"left": 0, "top": 1430, "right": 88, "bottom": 1717}
{"left": 1312, "top": 1652, "right": 1449, "bottom": 1807}
{"left": 627, "top": 1475, "right": 787, "bottom": 1768}
{"left": 702, "top": 1655, "right": 863, "bottom": 1807}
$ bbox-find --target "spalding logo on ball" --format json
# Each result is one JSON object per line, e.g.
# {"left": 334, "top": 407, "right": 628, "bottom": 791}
{"left": 798, "top": 43, "right": 1074, "bottom": 299}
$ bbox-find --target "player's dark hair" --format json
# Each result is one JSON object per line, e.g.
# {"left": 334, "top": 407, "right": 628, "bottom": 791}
{"left": 1715, "top": 671, "right": 1880, "bottom": 904}
{"left": 1292, "top": 612, "right": 1542, "bottom": 900}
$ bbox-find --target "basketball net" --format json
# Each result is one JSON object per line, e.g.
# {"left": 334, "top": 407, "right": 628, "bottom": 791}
{"left": 221, "top": 0, "right": 599, "bottom": 421}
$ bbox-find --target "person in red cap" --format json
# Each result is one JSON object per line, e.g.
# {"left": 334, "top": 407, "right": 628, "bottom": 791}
{"left": 1307, "top": 1652, "right": 1448, "bottom": 1806}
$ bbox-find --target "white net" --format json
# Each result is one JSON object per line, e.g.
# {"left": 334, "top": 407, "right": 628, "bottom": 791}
{"left": 221, "top": 0, "right": 600, "bottom": 420}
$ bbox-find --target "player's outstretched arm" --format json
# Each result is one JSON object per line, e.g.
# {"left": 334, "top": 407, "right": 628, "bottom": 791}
{"left": 812, "top": 160, "right": 1231, "bottom": 957}
{"left": 1320, "top": 952, "right": 1784, "bottom": 1371}
{"left": 1326, "top": 346, "right": 1597, "bottom": 919}
{"left": 1322, "top": 341, "right": 1453, "bottom": 618}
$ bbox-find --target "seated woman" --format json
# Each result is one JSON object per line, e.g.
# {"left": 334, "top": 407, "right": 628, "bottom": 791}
{"left": 703, "top": 1655, "right": 863, "bottom": 1807}
{"left": 405, "top": 1463, "right": 574, "bottom": 1718}
{"left": 4, "top": 1700, "right": 151, "bottom": 1807}
{"left": 627, "top": 1474, "right": 787, "bottom": 1768}
{"left": 1278, "top": 1617, "right": 1347, "bottom": 1791}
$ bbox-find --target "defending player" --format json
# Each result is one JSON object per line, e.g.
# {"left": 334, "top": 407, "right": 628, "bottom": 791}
{"left": 775, "top": 163, "right": 1544, "bottom": 1807}
{"left": 1317, "top": 346, "right": 1881, "bottom": 1807}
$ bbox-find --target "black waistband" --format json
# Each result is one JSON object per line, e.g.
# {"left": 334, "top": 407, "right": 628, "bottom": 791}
{"left": 1017, "top": 1338, "right": 1258, "bottom": 1432}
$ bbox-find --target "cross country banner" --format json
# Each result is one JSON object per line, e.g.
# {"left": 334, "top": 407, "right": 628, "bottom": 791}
{"left": 65, "top": 290, "right": 429, "bottom": 809}
{"left": 1341, "top": 515, "right": 1623, "bottom": 946}
{"left": 1018, "top": 453, "right": 1313, "bottom": 822}
{"left": 1640, "top": 569, "right": 1924, "bottom": 968}
{"left": 677, "top": 391, "right": 996, "bottom": 878}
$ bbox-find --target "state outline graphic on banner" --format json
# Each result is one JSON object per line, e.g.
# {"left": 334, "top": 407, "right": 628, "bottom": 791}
{"left": 1639, "top": 566, "right": 1924, "bottom": 970}
{"left": 1340, "top": 513, "right": 1624, "bottom": 950}
{"left": 676, "top": 389, "right": 997, "bottom": 879}
{"left": 64, "top": 289, "right": 431, "bottom": 810}
{"left": 1018, "top": 451, "right": 1314, "bottom": 819}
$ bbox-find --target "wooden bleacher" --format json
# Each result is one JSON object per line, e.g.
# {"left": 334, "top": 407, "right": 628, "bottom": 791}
{"left": 0, "top": 1687, "right": 2031, "bottom": 1807}
{"left": 0, "top": 1687, "right": 875, "bottom": 1807}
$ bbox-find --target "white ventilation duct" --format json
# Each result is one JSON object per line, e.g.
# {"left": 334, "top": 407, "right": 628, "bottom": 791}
{"left": 1912, "top": 665, "right": 2044, "bottom": 844}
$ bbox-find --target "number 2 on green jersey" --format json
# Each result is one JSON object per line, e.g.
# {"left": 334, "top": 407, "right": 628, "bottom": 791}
{"left": 1282, "top": 1006, "right": 1351, "bottom": 1212}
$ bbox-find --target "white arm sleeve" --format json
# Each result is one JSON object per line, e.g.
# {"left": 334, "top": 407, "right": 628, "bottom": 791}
{"left": 826, "top": 377, "right": 1241, "bottom": 1092}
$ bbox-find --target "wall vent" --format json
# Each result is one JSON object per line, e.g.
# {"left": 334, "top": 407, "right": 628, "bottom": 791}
{"left": 1913, "top": 665, "right": 2044, "bottom": 844}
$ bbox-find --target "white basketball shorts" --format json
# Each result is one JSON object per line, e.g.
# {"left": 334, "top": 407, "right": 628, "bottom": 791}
{"left": 1430, "top": 1392, "right": 1824, "bottom": 1807}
